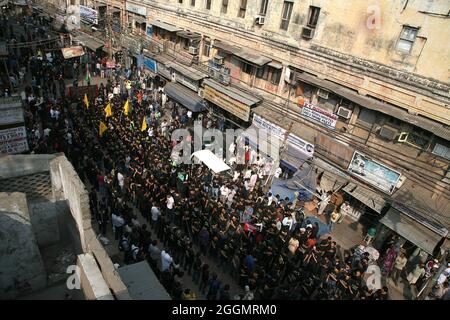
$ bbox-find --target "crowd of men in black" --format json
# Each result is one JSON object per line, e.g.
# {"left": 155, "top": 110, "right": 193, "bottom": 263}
{"left": 5, "top": 8, "right": 393, "bottom": 300}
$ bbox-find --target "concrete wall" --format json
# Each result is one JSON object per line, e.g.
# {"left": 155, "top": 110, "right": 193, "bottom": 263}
{"left": 77, "top": 253, "right": 114, "bottom": 300}
{"left": 0, "top": 193, "right": 47, "bottom": 299}
{"left": 49, "top": 156, "right": 131, "bottom": 300}
{"left": 28, "top": 202, "right": 61, "bottom": 248}
{"left": 0, "top": 154, "right": 58, "bottom": 180}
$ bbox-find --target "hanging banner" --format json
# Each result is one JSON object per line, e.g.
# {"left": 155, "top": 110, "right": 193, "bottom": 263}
{"left": 0, "top": 126, "right": 29, "bottom": 155}
{"left": 348, "top": 151, "right": 401, "bottom": 194}
{"left": 61, "top": 46, "right": 85, "bottom": 59}
{"left": 299, "top": 101, "right": 338, "bottom": 129}
{"left": 252, "top": 114, "right": 314, "bottom": 158}
{"left": 79, "top": 5, "right": 98, "bottom": 25}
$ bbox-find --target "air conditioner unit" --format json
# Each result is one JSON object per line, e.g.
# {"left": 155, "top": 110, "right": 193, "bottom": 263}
{"left": 255, "top": 15, "right": 265, "bottom": 25}
{"left": 379, "top": 125, "right": 398, "bottom": 141}
{"left": 317, "top": 88, "right": 329, "bottom": 99}
{"left": 213, "top": 56, "right": 224, "bottom": 65}
{"left": 198, "top": 88, "right": 204, "bottom": 98}
{"left": 337, "top": 106, "right": 352, "bottom": 119}
{"left": 301, "top": 26, "right": 315, "bottom": 39}
{"left": 398, "top": 132, "right": 409, "bottom": 142}
{"left": 189, "top": 46, "right": 198, "bottom": 55}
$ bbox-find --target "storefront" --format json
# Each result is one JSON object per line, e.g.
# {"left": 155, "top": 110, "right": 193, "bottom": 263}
{"left": 376, "top": 202, "right": 448, "bottom": 258}
{"left": 202, "top": 79, "right": 260, "bottom": 125}
{"left": 164, "top": 82, "right": 206, "bottom": 113}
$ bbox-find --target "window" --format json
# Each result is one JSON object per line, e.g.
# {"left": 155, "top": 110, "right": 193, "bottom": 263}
{"left": 242, "top": 62, "right": 253, "bottom": 74}
{"left": 307, "top": 6, "right": 320, "bottom": 28}
{"left": 179, "top": 0, "right": 183, "bottom": 3}
{"left": 191, "top": 0, "right": 195, "bottom": 6}
{"left": 396, "top": 26, "right": 418, "bottom": 54}
{"left": 182, "top": 38, "right": 190, "bottom": 50}
{"left": 238, "top": 0, "right": 247, "bottom": 18}
{"left": 221, "top": 0, "right": 228, "bottom": 14}
{"left": 402, "top": 127, "right": 432, "bottom": 148}
{"left": 203, "top": 41, "right": 211, "bottom": 57}
{"left": 269, "top": 68, "right": 281, "bottom": 85}
{"left": 432, "top": 140, "right": 450, "bottom": 161}
{"left": 295, "top": 81, "right": 314, "bottom": 98}
{"left": 206, "top": 0, "right": 212, "bottom": 10}
{"left": 259, "top": 0, "right": 269, "bottom": 16}
{"left": 256, "top": 66, "right": 269, "bottom": 80}
{"left": 358, "top": 108, "right": 377, "bottom": 125}
{"left": 280, "top": 1, "right": 293, "bottom": 31}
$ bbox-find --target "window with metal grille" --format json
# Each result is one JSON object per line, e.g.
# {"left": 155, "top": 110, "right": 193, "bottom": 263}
{"left": 221, "top": 0, "right": 228, "bottom": 14}
{"left": 206, "top": 0, "right": 212, "bottom": 10}
{"left": 238, "top": 0, "right": 247, "bottom": 18}
{"left": 191, "top": 0, "right": 195, "bottom": 7}
{"left": 242, "top": 62, "right": 253, "bottom": 74}
{"left": 307, "top": 6, "right": 320, "bottom": 28}
{"left": 203, "top": 41, "right": 211, "bottom": 57}
{"left": 280, "top": 1, "right": 293, "bottom": 31}
{"left": 396, "top": 26, "right": 418, "bottom": 54}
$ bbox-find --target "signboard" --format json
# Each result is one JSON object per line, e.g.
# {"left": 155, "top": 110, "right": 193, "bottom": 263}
{"left": 61, "top": 46, "right": 85, "bottom": 59}
{"left": 146, "top": 25, "right": 153, "bottom": 38}
{"left": 0, "top": 107, "right": 24, "bottom": 126}
{"left": 0, "top": 126, "right": 29, "bottom": 155}
{"left": 79, "top": 5, "right": 98, "bottom": 25}
{"left": 203, "top": 85, "right": 250, "bottom": 122}
{"left": 348, "top": 151, "right": 401, "bottom": 194}
{"left": 252, "top": 114, "right": 314, "bottom": 158}
{"left": 299, "top": 102, "right": 338, "bottom": 129}
{"left": 126, "top": 3, "right": 147, "bottom": 16}
{"left": 143, "top": 57, "right": 157, "bottom": 73}
{"left": 0, "top": 96, "right": 22, "bottom": 109}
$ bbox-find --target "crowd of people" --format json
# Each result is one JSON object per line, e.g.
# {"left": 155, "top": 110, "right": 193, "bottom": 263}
{"left": 3, "top": 7, "right": 449, "bottom": 301}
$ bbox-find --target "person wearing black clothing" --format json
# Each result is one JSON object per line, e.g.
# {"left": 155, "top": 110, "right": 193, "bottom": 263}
{"left": 218, "top": 284, "right": 231, "bottom": 300}
{"left": 192, "top": 253, "right": 202, "bottom": 284}
{"left": 199, "top": 263, "right": 210, "bottom": 294}
{"left": 183, "top": 242, "right": 195, "bottom": 275}
{"left": 206, "top": 273, "right": 221, "bottom": 300}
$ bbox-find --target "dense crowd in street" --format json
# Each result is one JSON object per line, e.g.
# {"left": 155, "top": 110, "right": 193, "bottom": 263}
{"left": 2, "top": 7, "right": 449, "bottom": 301}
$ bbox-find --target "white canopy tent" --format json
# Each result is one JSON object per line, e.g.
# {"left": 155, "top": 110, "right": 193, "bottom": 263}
{"left": 191, "top": 149, "right": 231, "bottom": 174}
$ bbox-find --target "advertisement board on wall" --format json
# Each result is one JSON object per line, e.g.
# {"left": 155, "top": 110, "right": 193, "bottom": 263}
{"left": 79, "top": 5, "right": 98, "bottom": 25}
{"left": 143, "top": 58, "right": 157, "bottom": 73}
{"left": 0, "top": 107, "right": 24, "bottom": 126}
{"left": 203, "top": 85, "right": 250, "bottom": 122}
{"left": 347, "top": 151, "right": 401, "bottom": 194}
{"left": 252, "top": 114, "right": 314, "bottom": 158}
{"left": 299, "top": 102, "right": 338, "bottom": 129}
{"left": 126, "top": 3, "right": 147, "bottom": 16}
{"left": 0, "top": 126, "right": 29, "bottom": 155}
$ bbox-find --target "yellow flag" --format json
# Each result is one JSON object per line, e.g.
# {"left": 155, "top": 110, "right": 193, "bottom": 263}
{"left": 104, "top": 103, "right": 112, "bottom": 118}
{"left": 123, "top": 99, "right": 129, "bottom": 116}
{"left": 141, "top": 117, "right": 147, "bottom": 132}
{"left": 99, "top": 121, "right": 107, "bottom": 136}
{"left": 83, "top": 94, "right": 89, "bottom": 109}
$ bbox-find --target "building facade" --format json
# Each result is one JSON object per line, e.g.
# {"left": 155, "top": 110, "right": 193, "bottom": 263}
{"left": 35, "top": 0, "right": 450, "bottom": 254}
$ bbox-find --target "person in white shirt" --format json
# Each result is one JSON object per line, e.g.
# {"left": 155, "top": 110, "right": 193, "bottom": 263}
{"left": 267, "top": 193, "right": 277, "bottom": 206}
{"left": 117, "top": 171, "right": 124, "bottom": 190}
{"left": 161, "top": 250, "right": 173, "bottom": 272}
{"left": 249, "top": 172, "right": 258, "bottom": 191}
{"left": 274, "top": 167, "right": 283, "bottom": 178}
{"left": 282, "top": 215, "right": 294, "bottom": 231}
{"left": 151, "top": 205, "right": 160, "bottom": 229}
{"left": 111, "top": 212, "right": 125, "bottom": 240}
{"left": 220, "top": 185, "right": 230, "bottom": 203}
{"left": 226, "top": 188, "right": 236, "bottom": 208}
{"left": 244, "top": 169, "right": 252, "bottom": 180}
{"left": 232, "top": 171, "right": 240, "bottom": 182}
{"left": 161, "top": 120, "right": 168, "bottom": 135}
{"left": 43, "top": 127, "right": 51, "bottom": 138}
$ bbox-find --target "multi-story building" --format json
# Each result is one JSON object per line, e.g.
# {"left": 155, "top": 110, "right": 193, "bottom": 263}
{"left": 36, "top": 0, "right": 450, "bottom": 259}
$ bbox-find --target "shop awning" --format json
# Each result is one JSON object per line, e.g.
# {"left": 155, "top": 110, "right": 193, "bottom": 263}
{"left": 149, "top": 20, "right": 182, "bottom": 32}
{"left": 169, "top": 62, "right": 207, "bottom": 81}
{"left": 191, "top": 150, "right": 231, "bottom": 174}
{"left": 73, "top": 35, "right": 104, "bottom": 51}
{"left": 134, "top": 16, "right": 147, "bottom": 24}
{"left": 213, "top": 41, "right": 272, "bottom": 67}
{"left": 203, "top": 79, "right": 260, "bottom": 106}
{"left": 164, "top": 82, "right": 206, "bottom": 112}
{"left": 268, "top": 61, "right": 283, "bottom": 69}
{"left": 380, "top": 206, "right": 446, "bottom": 255}
{"left": 342, "top": 182, "right": 387, "bottom": 214}
{"left": 296, "top": 72, "right": 450, "bottom": 140}
{"left": 176, "top": 31, "right": 201, "bottom": 40}
{"left": 110, "top": 8, "right": 121, "bottom": 14}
